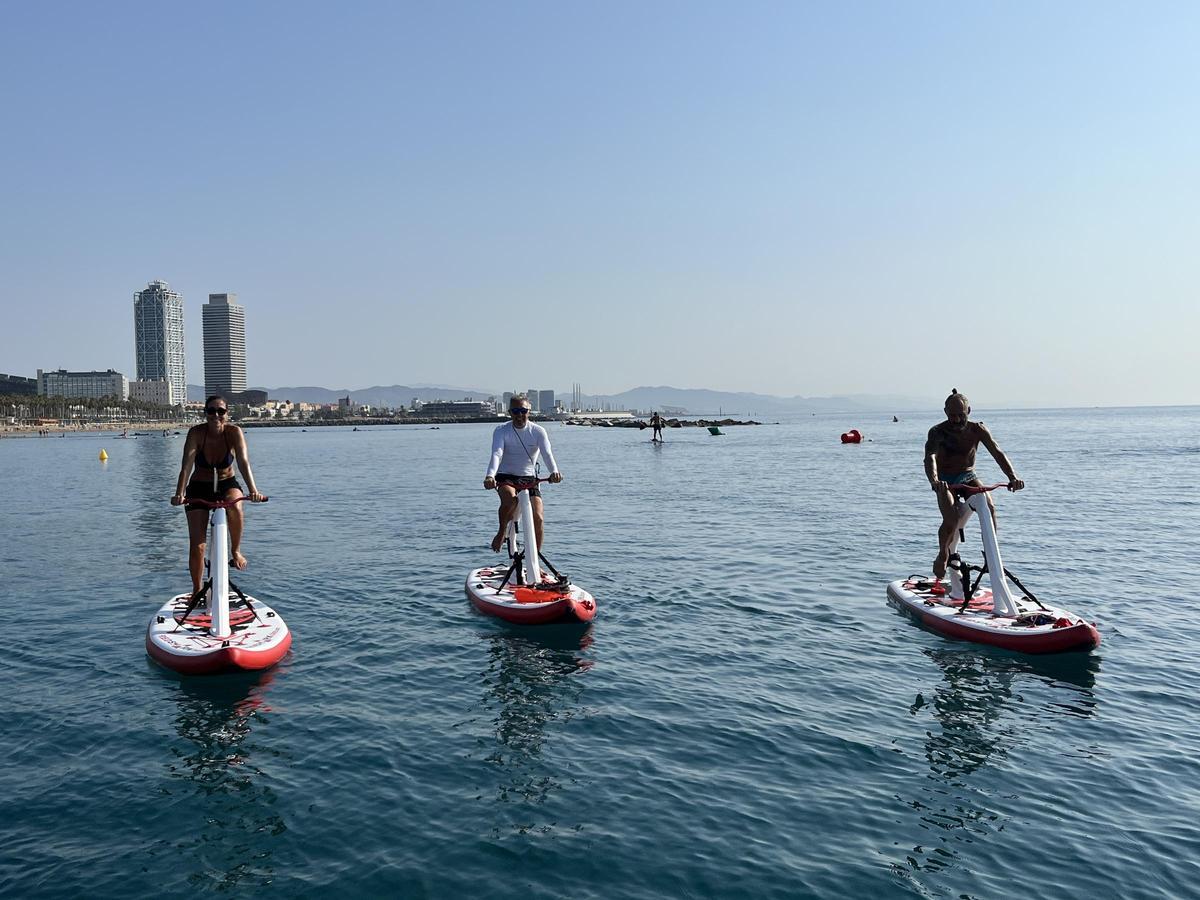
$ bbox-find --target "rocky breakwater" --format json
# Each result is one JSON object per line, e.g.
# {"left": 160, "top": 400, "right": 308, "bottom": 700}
{"left": 241, "top": 415, "right": 508, "bottom": 428}
{"left": 565, "top": 417, "right": 760, "bottom": 428}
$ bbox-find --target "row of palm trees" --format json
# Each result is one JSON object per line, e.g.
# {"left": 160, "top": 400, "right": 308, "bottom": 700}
{"left": 2, "top": 392, "right": 188, "bottom": 425}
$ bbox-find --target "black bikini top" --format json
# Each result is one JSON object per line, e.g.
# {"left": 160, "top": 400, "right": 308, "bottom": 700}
{"left": 196, "top": 428, "right": 234, "bottom": 469}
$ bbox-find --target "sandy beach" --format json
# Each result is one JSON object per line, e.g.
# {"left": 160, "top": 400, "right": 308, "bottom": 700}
{"left": 1, "top": 421, "right": 189, "bottom": 438}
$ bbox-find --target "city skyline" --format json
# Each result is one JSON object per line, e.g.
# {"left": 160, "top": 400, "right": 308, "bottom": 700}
{"left": 2, "top": 5, "right": 1198, "bottom": 408}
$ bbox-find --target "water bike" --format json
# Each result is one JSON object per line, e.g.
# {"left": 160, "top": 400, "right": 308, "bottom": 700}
{"left": 887, "top": 483, "right": 1100, "bottom": 654}
{"left": 465, "top": 479, "right": 596, "bottom": 625}
{"left": 147, "top": 496, "right": 292, "bottom": 674}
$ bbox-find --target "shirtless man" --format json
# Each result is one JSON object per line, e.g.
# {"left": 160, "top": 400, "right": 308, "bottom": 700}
{"left": 483, "top": 395, "right": 563, "bottom": 552}
{"left": 924, "top": 389, "right": 1024, "bottom": 579}
{"left": 650, "top": 411, "right": 664, "bottom": 442}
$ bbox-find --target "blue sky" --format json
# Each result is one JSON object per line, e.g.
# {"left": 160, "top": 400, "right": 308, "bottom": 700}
{"left": 2, "top": 2, "right": 1197, "bottom": 406}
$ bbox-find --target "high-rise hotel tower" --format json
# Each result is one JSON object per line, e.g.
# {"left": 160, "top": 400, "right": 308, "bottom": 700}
{"left": 133, "top": 280, "right": 187, "bottom": 405}
{"left": 202, "top": 293, "right": 247, "bottom": 396}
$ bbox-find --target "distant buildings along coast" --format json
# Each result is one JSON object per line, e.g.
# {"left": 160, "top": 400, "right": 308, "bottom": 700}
{"left": 419, "top": 400, "right": 496, "bottom": 417}
{"left": 0, "top": 373, "right": 37, "bottom": 395}
{"left": 10, "top": 276, "right": 622, "bottom": 423}
{"left": 23, "top": 279, "right": 260, "bottom": 411}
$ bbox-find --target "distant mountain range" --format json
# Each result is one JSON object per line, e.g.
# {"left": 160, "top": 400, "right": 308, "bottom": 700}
{"left": 582, "top": 385, "right": 933, "bottom": 415}
{"left": 188, "top": 383, "right": 497, "bottom": 406}
{"left": 190, "top": 383, "right": 934, "bottom": 414}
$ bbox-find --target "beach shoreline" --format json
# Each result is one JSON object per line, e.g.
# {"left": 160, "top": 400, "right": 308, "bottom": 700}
{"left": 1, "top": 421, "right": 187, "bottom": 438}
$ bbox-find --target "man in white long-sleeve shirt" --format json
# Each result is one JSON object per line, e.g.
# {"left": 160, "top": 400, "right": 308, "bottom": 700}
{"left": 483, "top": 395, "right": 563, "bottom": 552}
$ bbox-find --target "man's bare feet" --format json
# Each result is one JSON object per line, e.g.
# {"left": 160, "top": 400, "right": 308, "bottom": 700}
{"left": 490, "top": 533, "right": 505, "bottom": 552}
{"left": 232, "top": 551, "right": 248, "bottom": 570}
{"left": 932, "top": 548, "right": 949, "bottom": 580}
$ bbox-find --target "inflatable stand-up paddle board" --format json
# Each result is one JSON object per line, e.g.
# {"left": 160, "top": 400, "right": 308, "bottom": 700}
{"left": 147, "top": 496, "right": 292, "bottom": 674}
{"left": 466, "top": 480, "right": 596, "bottom": 625}
{"left": 887, "top": 483, "right": 1099, "bottom": 654}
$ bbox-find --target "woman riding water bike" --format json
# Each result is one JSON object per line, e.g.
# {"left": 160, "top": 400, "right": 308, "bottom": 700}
{"left": 170, "top": 394, "right": 265, "bottom": 595}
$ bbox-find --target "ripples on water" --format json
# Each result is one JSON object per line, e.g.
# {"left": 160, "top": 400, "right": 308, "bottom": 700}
{"left": 2, "top": 407, "right": 1199, "bottom": 898}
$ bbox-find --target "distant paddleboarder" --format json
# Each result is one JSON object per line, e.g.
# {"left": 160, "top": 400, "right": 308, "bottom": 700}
{"left": 924, "top": 389, "right": 1023, "bottom": 580}
{"left": 484, "top": 395, "right": 562, "bottom": 552}
{"left": 650, "top": 411, "right": 665, "bottom": 442}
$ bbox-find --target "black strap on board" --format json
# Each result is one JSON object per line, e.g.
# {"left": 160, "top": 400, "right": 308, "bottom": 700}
{"left": 172, "top": 580, "right": 212, "bottom": 632}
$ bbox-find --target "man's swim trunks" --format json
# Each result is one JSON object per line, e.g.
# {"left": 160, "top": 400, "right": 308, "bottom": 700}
{"left": 940, "top": 470, "right": 978, "bottom": 485}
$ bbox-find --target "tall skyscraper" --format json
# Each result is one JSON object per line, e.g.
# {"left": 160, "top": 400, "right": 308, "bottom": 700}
{"left": 538, "top": 390, "right": 555, "bottom": 414}
{"left": 202, "top": 293, "right": 247, "bottom": 397}
{"left": 133, "top": 280, "right": 186, "bottom": 405}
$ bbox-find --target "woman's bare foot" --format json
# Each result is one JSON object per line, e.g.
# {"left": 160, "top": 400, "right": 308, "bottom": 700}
{"left": 232, "top": 550, "right": 248, "bottom": 570}
{"left": 490, "top": 533, "right": 505, "bottom": 552}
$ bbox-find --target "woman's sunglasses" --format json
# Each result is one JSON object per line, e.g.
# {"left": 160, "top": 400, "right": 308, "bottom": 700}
{"left": 205, "top": 407, "right": 228, "bottom": 416}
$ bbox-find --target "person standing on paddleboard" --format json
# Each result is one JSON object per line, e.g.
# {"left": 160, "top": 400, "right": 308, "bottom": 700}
{"left": 651, "top": 411, "right": 665, "bottom": 442}
{"left": 483, "top": 395, "right": 562, "bottom": 552}
{"left": 924, "top": 389, "right": 1024, "bottom": 580}
{"left": 170, "top": 395, "right": 265, "bottom": 594}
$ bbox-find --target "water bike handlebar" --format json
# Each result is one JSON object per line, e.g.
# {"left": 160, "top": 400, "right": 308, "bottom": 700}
{"left": 179, "top": 495, "right": 269, "bottom": 508}
{"left": 946, "top": 482, "right": 1011, "bottom": 496}
{"left": 485, "top": 476, "right": 556, "bottom": 491}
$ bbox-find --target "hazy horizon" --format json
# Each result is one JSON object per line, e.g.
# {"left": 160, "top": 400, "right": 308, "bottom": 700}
{"left": 175, "top": 379, "right": 1196, "bottom": 413}
{"left": 3, "top": 3, "right": 1197, "bottom": 408}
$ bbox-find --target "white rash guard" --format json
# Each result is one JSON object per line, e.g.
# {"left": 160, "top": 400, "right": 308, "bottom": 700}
{"left": 485, "top": 421, "right": 559, "bottom": 478}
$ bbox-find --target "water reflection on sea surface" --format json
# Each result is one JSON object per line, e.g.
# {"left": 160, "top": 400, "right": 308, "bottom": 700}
{"left": 468, "top": 625, "right": 594, "bottom": 837}
{"left": 132, "top": 435, "right": 180, "bottom": 569}
{"left": 151, "top": 667, "right": 289, "bottom": 891}
{"left": 890, "top": 647, "right": 1100, "bottom": 888}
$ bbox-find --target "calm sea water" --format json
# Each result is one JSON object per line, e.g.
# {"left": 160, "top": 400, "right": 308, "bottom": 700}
{"left": 2, "top": 407, "right": 1199, "bottom": 899}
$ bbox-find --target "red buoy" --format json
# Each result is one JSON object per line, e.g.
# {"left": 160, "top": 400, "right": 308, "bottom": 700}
{"left": 840, "top": 429, "right": 862, "bottom": 444}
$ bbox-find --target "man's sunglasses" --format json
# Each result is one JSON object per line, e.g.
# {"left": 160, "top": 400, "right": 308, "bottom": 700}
{"left": 205, "top": 407, "right": 228, "bottom": 416}
{"left": 510, "top": 408, "right": 529, "bottom": 414}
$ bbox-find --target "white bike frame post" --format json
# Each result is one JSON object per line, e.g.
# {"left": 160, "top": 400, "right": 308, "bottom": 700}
{"left": 516, "top": 490, "right": 542, "bottom": 585}
{"left": 968, "top": 493, "right": 1020, "bottom": 618}
{"left": 209, "top": 508, "right": 232, "bottom": 638}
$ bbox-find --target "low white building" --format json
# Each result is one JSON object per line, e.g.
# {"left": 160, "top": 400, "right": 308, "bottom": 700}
{"left": 38, "top": 368, "right": 129, "bottom": 401}
{"left": 420, "top": 400, "right": 496, "bottom": 417}
{"left": 129, "top": 379, "right": 174, "bottom": 405}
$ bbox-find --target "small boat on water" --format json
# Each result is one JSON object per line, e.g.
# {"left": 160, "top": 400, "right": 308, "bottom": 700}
{"left": 465, "top": 480, "right": 596, "bottom": 625}
{"left": 147, "top": 497, "right": 292, "bottom": 674}
{"left": 147, "top": 591, "right": 291, "bottom": 674}
{"left": 887, "top": 484, "right": 1099, "bottom": 654}
{"left": 466, "top": 566, "right": 596, "bottom": 624}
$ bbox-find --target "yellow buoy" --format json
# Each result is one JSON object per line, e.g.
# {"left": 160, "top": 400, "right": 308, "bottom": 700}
{"left": 99, "top": 449, "right": 108, "bottom": 461}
